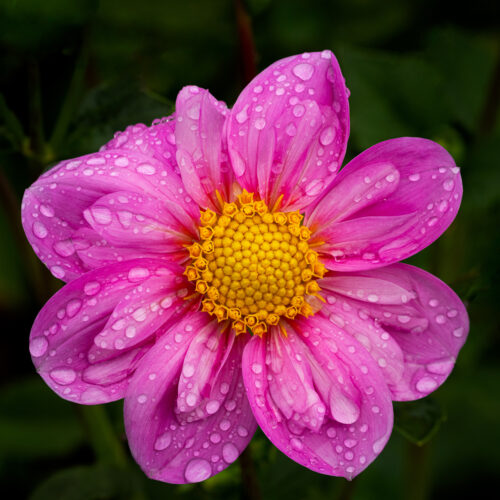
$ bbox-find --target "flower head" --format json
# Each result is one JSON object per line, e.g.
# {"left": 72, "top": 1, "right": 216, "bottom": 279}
{"left": 22, "top": 51, "right": 468, "bottom": 483}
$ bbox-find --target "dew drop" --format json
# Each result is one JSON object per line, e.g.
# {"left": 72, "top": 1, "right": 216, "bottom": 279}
{"left": 49, "top": 367, "right": 76, "bottom": 385}
{"left": 319, "top": 127, "right": 335, "bottom": 146}
{"left": 183, "top": 363, "right": 195, "bottom": 378}
{"left": 237, "top": 425, "right": 248, "bottom": 437}
{"left": 33, "top": 221, "right": 48, "bottom": 239}
{"left": 443, "top": 179, "right": 454, "bottom": 191}
{"left": 292, "top": 104, "right": 305, "bottom": 117}
{"left": 84, "top": 281, "right": 101, "bottom": 296}
{"left": 90, "top": 206, "right": 112, "bottom": 225}
{"left": 128, "top": 267, "right": 150, "bottom": 282}
{"left": 254, "top": 118, "right": 266, "bottom": 130}
{"left": 137, "top": 394, "right": 148, "bottom": 404}
{"left": 409, "top": 173, "right": 420, "bottom": 182}
{"left": 292, "top": 63, "right": 314, "bottom": 81}
{"left": 125, "top": 326, "right": 137, "bottom": 338}
{"left": 416, "top": 376, "right": 438, "bottom": 393}
{"left": 51, "top": 266, "right": 65, "bottom": 279}
{"left": 305, "top": 179, "right": 325, "bottom": 196}
{"left": 206, "top": 400, "right": 221, "bottom": 415}
{"left": 115, "top": 156, "right": 129, "bottom": 167}
{"left": 65, "top": 299, "right": 82, "bottom": 318}
{"left": 290, "top": 437, "right": 303, "bottom": 450}
{"left": 137, "top": 164, "right": 156, "bottom": 175}
{"left": 40, "top": 204, "right": 55, "bottom": 217}
{"left": 222, "top": 443, "right": 239, "bottom": 463}
{"left": 54, "top": 239, "right": 75, "bottom": 257}
{"left": 154, "top": 432, "right": 171, "bottom": 451}
{"left": 184, "top": 458, "right": 212, "bottom": 482}
{"left": 29, "top": 337, "right": 48, "bottom": 357}
{"left": 251, "top": 363, "right": 262, "bottom": 374}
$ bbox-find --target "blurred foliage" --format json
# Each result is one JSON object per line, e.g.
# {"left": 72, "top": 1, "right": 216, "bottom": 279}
{"left": 1, "top": 0, "right": 499, "bottom": 499}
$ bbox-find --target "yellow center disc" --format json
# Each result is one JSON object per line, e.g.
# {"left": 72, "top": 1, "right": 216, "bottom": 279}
{"left": 185, "top": 191, "right": 326, "bottom": 336}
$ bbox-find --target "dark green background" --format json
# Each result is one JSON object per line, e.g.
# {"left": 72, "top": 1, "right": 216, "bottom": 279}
{"left": 1, "top": 1, "right": 499, "bottom": 498}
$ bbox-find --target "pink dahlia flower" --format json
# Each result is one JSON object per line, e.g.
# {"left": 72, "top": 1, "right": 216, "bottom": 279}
{"left": 22, "top": 51, "right": 468, "bottom": 483}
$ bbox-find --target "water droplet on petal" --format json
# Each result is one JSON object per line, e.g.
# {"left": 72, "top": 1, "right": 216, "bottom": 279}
{"left": 49, "top": 367, "right": 76, "bottom": 385}
{"left": 51, "top": 266, "right": 65, "bottom": 279}
{"left": 137, "top": 394, "right": 148, "bottom": 404}
{"left": 222, "top": 443, "right": 239, "bottom": 463}
{"left": 66, "top": 299, "right": 82, "bottom": 318}
{"left": 137, "top": 164, "right": 156, "bottom": 175}
{"left": 128, "top": 267, "right": 150, "bottom": 282}
{"left": 305, "top": 179, "right": 325, "bottom": 196}
{"left": 319, "top": 126, "right": 335, "bottom": 146}
{"left": 416, "top": 376, "right": 438, "bottom": 393}
{"left": 254, "top": 118, "right": 266, "bottom": 130}
{"left": 90, "top": 206, "right": 112, "bottom": 225}
{"left": 206, "top": 400, "right": 220, "bottom": 415}
{"left": 292, "top": 63, "right": 314, "bottom": 81}
{"left": 237, "top": 425, "right": 248, "bottom": 437}
{"left": 84, "top": 281, "right": 101, "bottom": 296}
{"left": 29, "top": 337, "right": 48, "bottom": 357}
{"left": 33, "top": 221, "right": 48, "bottom": 239}
{"left": 184, "top": 458, "right": 212, "bottom": 482}
{"left": 443, "top": 179, "right": 454, "bottom": 191}
{"left": 54, "top": 239, "right": 75, "bottom": 257}
{"left": 251, "top": 363, "right": 262, "bottom": 374}
{"left": 40, "top": 204, "right": 55, "bottom": 217}
{"left": 154, "top": 432, "right": 172, "bottom": 451}
{"left": 183, "top": 363, "right": 195, "bottom": 378}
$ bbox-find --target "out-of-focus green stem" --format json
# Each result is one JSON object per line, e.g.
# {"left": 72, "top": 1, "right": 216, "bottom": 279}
{"left": 27, "top": 59, "right": 46, "bottom": 174}
{"left": 78, "top": 405, "right": 128, "bottom": 467}
{"left": 234, "top": 0, "right": 257, "bottom": 85}
{"left": 404, "top": 442, "right": 432, "bottom": 500}
{"left": 50, "top": 27, "right": 91, "bottom": 152}
{"left": 0, "top": 92, "right": 25, "bottom": 149}
{"left": 239, "top": 445, "right": 262, "bottom": 500}
{"left": 478, "top": 38, "right": 500, "bottom": 137}
{"left": 336, "top": 477, "right": 357, "bottom": 500}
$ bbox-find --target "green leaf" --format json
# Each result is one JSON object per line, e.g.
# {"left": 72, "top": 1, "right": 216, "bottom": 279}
{"left": 29, "top": 464, "right": 139, "bottom": 500}
{"left": 394, "top": 397, "right": 446, "bottom": 446}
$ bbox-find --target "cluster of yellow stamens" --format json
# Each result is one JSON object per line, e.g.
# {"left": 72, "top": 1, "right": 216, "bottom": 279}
{"left": 184, "top": 191, "right": 326, "bottom": 336}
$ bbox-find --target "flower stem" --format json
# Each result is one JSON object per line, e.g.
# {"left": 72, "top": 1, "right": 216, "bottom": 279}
{"left": 50, "top": 26, "right": 92, "bottom": 153}
{"left": 239, "top": 444, "right": 262, "bottom": 500}
{"left": 336, "top": 477, "right": 357, "bottom": 500}
{"left": 27, "top": 59, "right": 46, "bottom": 175}
{"left": 478, "top": 38, "right": 500, "bottom": 137}
{"left": 234, "top": 0, "right": 258, "bottom": 84}
{"left": 404, "top": 442, "right": 432, "bottom": 500}
{"left": 77, "top": 405, "right": 128, "bottom": 467}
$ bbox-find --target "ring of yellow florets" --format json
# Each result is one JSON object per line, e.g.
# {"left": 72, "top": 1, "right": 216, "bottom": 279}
{"left": 184, "top": 191, "right": 326, "bottom": 337}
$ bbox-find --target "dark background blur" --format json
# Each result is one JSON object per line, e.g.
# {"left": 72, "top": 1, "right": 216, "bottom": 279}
{"left": 1, "top": 1, "right": 499, "bottom": 499}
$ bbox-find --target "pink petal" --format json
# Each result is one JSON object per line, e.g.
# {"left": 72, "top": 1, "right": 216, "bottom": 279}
{"left": 308, "top": 138, "right": 462, "bottom": 271}
{"left": 28, "top": 259, "right": 182, "bottom": 403}
{"left": 176, "top": 327, "right": 236, "bottom": 422}
{"left": 90, "top": 272, "right": 190, "bottom": 356}
{"left": 319, "top": 282, "right": 406, "bottom": 389}
{"left": 102, "top": 118, "right": 178, "bottom": 170}
{"left": 72, "top": 227, "right": 186, "bottom": 269}
{"left": 83, "top": 190, "right": 196, "bottom": 252}
{"left": 175, "top": 86, "right": 233, "bottom": 209}
{"left": 242, "top": 319, "right": 393, "bottom": 479}
{"left": 227, "top": 50, "right": 349, "bottom": 211}
{"left": 22, "top": 149, "right": 198, "bottom": 281}
{"left": 321, "top": 264, "right": 469, "bottom": 400}
{"left": 124, "top": 312, "right": 256, "bottom": 484}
